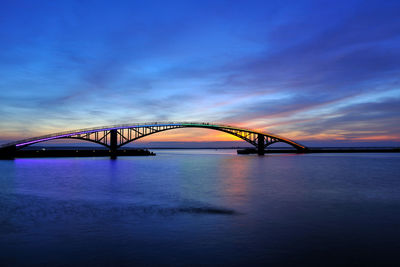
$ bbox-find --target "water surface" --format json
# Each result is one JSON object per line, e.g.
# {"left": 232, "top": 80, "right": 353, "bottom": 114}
{"left": 1, "top": 150, "right": 399, "bottom": 266}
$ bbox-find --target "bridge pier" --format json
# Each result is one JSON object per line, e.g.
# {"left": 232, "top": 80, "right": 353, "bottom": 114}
{"left": 110, "top": 129, "right": 118, "bottom": 159}
{"left": 257, "top": 134, "right": 265, "bottom": 155}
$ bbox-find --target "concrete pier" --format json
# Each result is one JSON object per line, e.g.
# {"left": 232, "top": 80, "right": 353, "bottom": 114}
{"left": 257, "top": 134, "right": 265, "bottom": 155}
{"left": 110, "top": 129, "right": 118, "bottom": 159}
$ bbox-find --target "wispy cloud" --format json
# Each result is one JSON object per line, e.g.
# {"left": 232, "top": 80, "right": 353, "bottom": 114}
{"left": 0, "top": 0, "right": 399, "bottom": 144}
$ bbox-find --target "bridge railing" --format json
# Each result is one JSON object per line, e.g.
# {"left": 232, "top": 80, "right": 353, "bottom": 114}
{"left": 0, "top": 121, "right": 294, "bottom": 148}
{"left": 0, "top": 122, "right": 216, "bottom": 147}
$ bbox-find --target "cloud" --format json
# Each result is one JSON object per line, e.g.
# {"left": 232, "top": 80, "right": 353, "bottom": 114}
{"left": 279, "top": 97, "right": 400, "bottom": 140}
{"left": 0, "top": 0, "right": 399, "bottom": 144}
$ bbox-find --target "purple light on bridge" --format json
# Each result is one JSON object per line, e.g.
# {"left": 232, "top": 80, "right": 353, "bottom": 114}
{"left": 15, "top": 124, "right": 182, "bottom": 147}
{"left": 10, "top": 122, "right": 305, "bottom": 151}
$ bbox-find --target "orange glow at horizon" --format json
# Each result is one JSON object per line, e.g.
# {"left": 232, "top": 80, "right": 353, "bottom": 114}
{"left": 1, "top": 125, "right": 399, "bottom": 144}
{"left": 133, "top": 128, "right": 244, "bottom": 142}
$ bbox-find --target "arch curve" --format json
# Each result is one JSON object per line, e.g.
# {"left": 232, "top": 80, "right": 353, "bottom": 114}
{"left": 1, "top": 122, "right": 307, "bottom": 153}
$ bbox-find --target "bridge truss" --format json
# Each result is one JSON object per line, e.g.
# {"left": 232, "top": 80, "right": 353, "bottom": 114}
{"left": 1, "top": 122, "right": 307, "bottom": 157}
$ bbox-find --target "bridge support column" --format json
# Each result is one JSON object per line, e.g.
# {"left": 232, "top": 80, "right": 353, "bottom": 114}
{"left": 257, "top": 134, "right": 265, "bottom": 155}
{"left": 110, "top": 129, "right": 118, "bottom": 159}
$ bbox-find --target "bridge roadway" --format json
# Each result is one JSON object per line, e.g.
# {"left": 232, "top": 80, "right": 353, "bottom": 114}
{"left": 0, "top": 122, "right": 307, "bottom": 158}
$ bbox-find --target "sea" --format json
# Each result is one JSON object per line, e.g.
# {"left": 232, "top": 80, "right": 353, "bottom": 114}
{"left": 0, "top": 149, "right": 399, "bottom": 266}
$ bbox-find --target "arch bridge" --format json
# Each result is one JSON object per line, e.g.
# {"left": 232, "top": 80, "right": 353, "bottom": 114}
{"left": 0, "top": 122, "right": 307, "bottom": 157}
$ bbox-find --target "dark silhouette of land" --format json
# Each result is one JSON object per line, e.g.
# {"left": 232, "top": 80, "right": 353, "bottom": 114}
{"left": 0, "top": 146, "right": 399, "bottom": 159}
{"left": 238, "top": 147, "right": 400, "bottom": 154}
{"left": 0, "top": 148, "right": 155, "bottom": 159}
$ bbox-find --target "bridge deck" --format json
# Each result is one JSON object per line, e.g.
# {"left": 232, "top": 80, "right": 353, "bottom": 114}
{"left": 0, "top": 122, "right": 306, "bottom": 156}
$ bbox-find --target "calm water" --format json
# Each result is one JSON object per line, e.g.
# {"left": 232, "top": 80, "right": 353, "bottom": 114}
{"left": 0, "top": 150, "right": 399, "bottom": 266}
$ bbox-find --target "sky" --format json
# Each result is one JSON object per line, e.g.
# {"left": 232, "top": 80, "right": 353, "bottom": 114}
{"left": 0, "top": 0, "right": 399, "bottom": 146}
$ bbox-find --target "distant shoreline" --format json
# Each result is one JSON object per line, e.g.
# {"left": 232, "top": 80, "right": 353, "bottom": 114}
{"left": 0, "top": 148, "right": 155, "bottom": 159}
{"left": 11, "top": 146, "right": 400, "bottom": 150}
{"left": 238, "top": 147, "right": 400, "bottom": 154}
{"left": 0, "top": 146, "right": 399, "bottom": 159}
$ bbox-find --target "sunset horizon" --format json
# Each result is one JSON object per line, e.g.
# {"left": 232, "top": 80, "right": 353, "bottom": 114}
{"left": 1, "top": 1, "right": 399, "bottom": 145}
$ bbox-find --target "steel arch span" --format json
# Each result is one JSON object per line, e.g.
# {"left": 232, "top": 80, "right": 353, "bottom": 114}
{"left": 0, "top": 122, "right": 307, "bottom": 155}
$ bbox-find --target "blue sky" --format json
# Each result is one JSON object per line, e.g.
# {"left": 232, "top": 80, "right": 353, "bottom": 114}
{"left": 0, "top": 0, "right": 399, "bottom": 145}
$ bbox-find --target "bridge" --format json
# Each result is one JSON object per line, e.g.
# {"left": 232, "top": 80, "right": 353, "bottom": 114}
{"left": 0, "top": 122, "right": 307, "bottom": 158}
